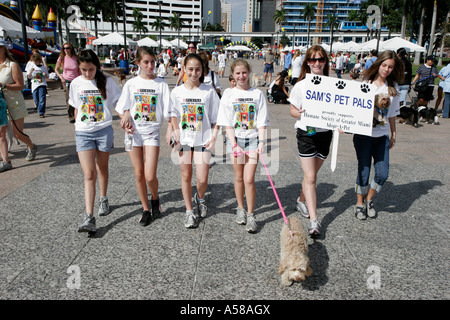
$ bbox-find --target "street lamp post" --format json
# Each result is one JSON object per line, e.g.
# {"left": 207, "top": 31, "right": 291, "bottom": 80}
{"left": 157, "top": 1, "right": 163, "bottom": 54}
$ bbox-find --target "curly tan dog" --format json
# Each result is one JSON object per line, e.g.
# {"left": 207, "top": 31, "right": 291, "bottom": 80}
{"left": 278, "top": 217, "right": 312, "bottom": 286}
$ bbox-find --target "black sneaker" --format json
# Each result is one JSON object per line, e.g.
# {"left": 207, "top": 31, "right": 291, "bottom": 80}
{"left": 151, "top": 198, "right": 161, "bottom": 220}
{"left": 139, "top": 210, "right": 152, "bottom": 226}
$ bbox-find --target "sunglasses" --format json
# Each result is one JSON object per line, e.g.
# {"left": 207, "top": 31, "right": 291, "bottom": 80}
{"left": 63, "top": 47, "right": 71, "bottom": 50}
{"left": 188, "top": 46, "right": 196, "bottom": 49}
{"left": 307, "top": 57, "right": 326, "bottom": 63}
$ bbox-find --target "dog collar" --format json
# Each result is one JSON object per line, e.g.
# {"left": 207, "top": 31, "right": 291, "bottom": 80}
{"left": 417, "top": 106, "right": 427, "bottom": 112}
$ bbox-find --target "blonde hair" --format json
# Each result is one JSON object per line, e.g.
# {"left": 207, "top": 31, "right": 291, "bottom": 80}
{"left": 230, "top": 59, "right": 251, "bottom": 85}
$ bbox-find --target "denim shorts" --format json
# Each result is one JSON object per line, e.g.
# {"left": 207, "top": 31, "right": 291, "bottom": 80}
{"left": 263, "top": 64, "right": 274, "bottom": 74}
{"left": 226, "top": 136, "right": 259, "bottom": 154}
{"left": 132, "top": 130, "right": 160, "bottom": 147}
{"left": 75, "top": 125, "right": 114, "bottom": 152}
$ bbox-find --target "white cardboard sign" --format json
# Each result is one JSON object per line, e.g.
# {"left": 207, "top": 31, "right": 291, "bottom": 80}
{"left": 299, "top": 74, "right": 376, "bottom": 136}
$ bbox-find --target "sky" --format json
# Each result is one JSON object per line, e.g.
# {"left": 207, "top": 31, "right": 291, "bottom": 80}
{"left": 226, "top": 0, "right": 246, "bottom": 32}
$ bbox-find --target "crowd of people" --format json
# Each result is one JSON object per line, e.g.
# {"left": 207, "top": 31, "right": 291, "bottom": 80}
{"left": 0, "top": 39, "right": 448, "bottom": 239}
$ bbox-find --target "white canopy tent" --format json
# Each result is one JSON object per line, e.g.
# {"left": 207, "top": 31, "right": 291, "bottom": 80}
{"left": 225, "top": 45, "right": 252, "bottom": 52}
{"left": 0, "top": 15, "right": 44, "bottom": 39}
{"left": 170, "top": 38, "right": 188, "bottom": 49}
{"left": 381, "top": 37, "right": 426, "bottom": 53}
{"left": 160, "top": 39, "right": 173, "bottom": 49}
{"left": 356, "top": 39, "right": 381, "bottom": 52}
{"left": 137, "top": 37, "right": 158, "bottom": 47}
{"left": 92, "top": 32, "right": 137, "bottom": 48}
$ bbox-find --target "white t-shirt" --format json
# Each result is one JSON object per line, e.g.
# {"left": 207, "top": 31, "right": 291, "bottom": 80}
{"left": 170, "top": 83, "right": 220, "bottom": 147}
{"left": 288, "top": 78, "right": 330, "bottom": 133}
{"left": 217, "top": 87, "right": 270, "bottom": 139}
{"left": 335, "top": 55, "right": 344, "bottom": 70}
{"left": 203, "top": 71, "right": 222, "bottom": 91}
{"left": 157, "top": 64, "right": 166, "bottom": 78}
{"left": 69, "top": 76, "right": 121, "bottom": 132}
{"left": 26, "top": 61, "right": 48, "bottom": 92}
{"left": 291, "top": 55, "right": 303, "bottom": 78}
{"left": 368, "top": 80, "right": 400, "bottom": 138}
{"left": 218, "top": 54, "right": 226, "bottom": 68}
{"left": 115, "top": 76, "right": 170, "bottom": 136}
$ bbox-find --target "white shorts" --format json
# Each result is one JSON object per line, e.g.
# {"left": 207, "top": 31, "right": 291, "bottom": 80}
{"left": 132, "top": 130, "right": 160, "bottom": 147}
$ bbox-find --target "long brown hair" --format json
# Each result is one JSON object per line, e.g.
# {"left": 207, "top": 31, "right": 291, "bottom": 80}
{"left": 77, "top": 49, "right": 108, "bottom": 99}
{"left": 298, "top": 45, "right": 329, "bottom": 81}
{"left": 362, "top": 50, "right": 404, "bottom": 97}
{"left": 59, "top": 42, "right": 76, "bottom": 64}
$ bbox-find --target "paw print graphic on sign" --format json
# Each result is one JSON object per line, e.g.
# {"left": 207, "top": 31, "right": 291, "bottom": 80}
{"left": 336, "top": 81, "right": 346, "bottom": 89}
{"left": 361, "top": 84, "right": 371, "bottom": 93}
{"left": 311, "top": 76, "right": 322, "bottom": 85}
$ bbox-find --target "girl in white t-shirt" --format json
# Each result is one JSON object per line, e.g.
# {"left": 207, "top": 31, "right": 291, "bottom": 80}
{"left": 26, "top": 52, "right": 48, "bottom": 118}
{"left": 288, "top": 45, "right": 332, "bottom": 238}
{"left": 217, "top": 59, "right": 269, "bottom": 233}
{"left": 170, "top": 53, "right": 220, "bottom": 229}
{"left": 353, "top": 50, "right": 403, "bottom": 220}
{"left": 116, "top": 47, "right": 171, "bottom": 227}
{"left": 69, "top": 49, "right": 121, "bottom": 234}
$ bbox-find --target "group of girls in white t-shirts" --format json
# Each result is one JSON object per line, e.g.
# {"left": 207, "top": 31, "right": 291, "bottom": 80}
{"left": 70, "top": 45, "right": 403, "bottom": 239}
{"left": 70, "top": 47, "right": 269, "bottom": 235}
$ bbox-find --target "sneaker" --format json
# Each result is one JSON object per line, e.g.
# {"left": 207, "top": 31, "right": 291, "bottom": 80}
{"left": 365, "top": 200, "right": 377, "bottom": 218}
{"left": 151, "top": 198, "right": 162, "bottom": 220}
{"left": 245, "top": 214, "right": 257, "bottom": 233}
{"left": 195, "top": 193, "right": 208, "bottom": 218}
{"left": 0, "top": 161, "right": 12, "bottom": 173}
{"left": 296, "top": 198, "right": 310, "bottom": 218}
{"left": 78, "top": 214, "right": 96, "bottom": 233}
{"left": 139, "top": 210, "right": 152, "bottom": 226}
{"left": 235, "top": 207, "right": 247, "bottom": 225}
{"left": 308, "top": 219, "right": 321, "bottom": 237}
{"left": 354, "top": 205, "right": 367, "bottom": 220}
{"left": 184, "top": 210, "right": 199, "bottom": 228}
{"left": 98, "top": 196, "right": 110, "bottom": 216}
{"left": 25, "top": 144, "right": 37, "bottom": 161}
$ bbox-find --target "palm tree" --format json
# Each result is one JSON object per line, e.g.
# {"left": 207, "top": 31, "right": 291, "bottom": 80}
{"left": 169, "top": 13, "right": 184, "bottom": 48}
{"left": 151, "top": 17, "right": 166, "bottom": 33}
{"left": 301, "top": 3, "right": 316, "bottom": 48}
{"left": 132, "top": 8, "right": 148, "bottom": 39}
{"left": 273, "top": 8, "right": 287, "bottom": 31}
{"left": 325, "top": 12, "right": 339, "bottom": 53}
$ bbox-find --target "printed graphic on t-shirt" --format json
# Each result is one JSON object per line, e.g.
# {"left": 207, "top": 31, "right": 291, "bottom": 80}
{"left": 32, "top": 70, "right": 45, "bottom": 84}
{"left": 373, "top": 93, "right": 390, "bottom": 127}
{"left": 181, "top": 99, "right": 204, "bottom": 132}
{"left": 233, "top": 100, "right": 256, "bottom": 130}
{"left": 79, "top": 90, "right": 105, "bottom": 123}
{"left": 134, "top": 89, "right": 158, "bottom": 122}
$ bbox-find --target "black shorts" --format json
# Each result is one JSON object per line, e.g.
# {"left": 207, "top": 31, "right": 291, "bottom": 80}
{"left": 178, "top": 145, "right": 209, "bottom": 153}
{"left": 296, "top": 128, "right": 332, "bottom": 160}
{"left": 418, "top": 85, "right": 434, "bottom": 101}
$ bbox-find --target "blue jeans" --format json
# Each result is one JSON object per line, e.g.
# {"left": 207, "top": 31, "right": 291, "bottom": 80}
{"left": 336, "top": 69, "right": 342, "bottom": 78}
{"left": 442, "top": 92, "right": 450, "bottom": 118}
{"left": 353, "top": 134, "right": 390, "bottom": 195}
{"left": 32, "top": 86, "right": 47, "bottom": 115}
{"left": 398, "top": 85, "right": 409, "bottom": 106}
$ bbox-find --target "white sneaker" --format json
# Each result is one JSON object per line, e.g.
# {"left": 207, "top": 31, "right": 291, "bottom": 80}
{"left": 296, "top": 198, "right": 310, "bottom": 218}
{"left": 235, "top": 207, "right": 247, "bottom": 225}
{"left": 245, "top": 214, "right": 257, "bottom": 233}
{"left": 184, "top": 210, "right": 199, "bottom": 228}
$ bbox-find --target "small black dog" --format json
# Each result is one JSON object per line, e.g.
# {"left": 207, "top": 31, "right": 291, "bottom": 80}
{"left": 418, "top": 106, "right": 437, "bottom": 124}
{"left": 398, "top": 106, "right": 419, "bottom": 127}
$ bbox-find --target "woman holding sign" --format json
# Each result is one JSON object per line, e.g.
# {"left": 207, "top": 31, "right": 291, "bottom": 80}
{"left": 353, "top": 51, "right": 403, "bottom": 220}
{"left": 288, "top": 45, "right": 331, "bottom": 237}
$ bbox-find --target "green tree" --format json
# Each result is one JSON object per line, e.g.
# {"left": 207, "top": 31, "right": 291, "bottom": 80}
{"left": 301, "top": 3, "right": 316, "bottom": 47}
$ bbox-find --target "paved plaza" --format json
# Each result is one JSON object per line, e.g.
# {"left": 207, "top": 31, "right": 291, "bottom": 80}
{"left": 0, "top": 57, "right": 448, "bottom": 304}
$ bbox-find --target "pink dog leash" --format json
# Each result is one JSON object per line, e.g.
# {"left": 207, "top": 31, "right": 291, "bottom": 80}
{"left": 234, "top": 149, "right": 293, "bottom": 238}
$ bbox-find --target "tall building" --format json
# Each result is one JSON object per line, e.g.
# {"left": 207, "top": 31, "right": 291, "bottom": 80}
{"left": 221, "top": 0, "right": 232, "bottom": 32}
{"left": 73, "top": 0, "right": 204, "bottom": 40}
{"left": 281, "top": 0, "right": 365, "bottom": 46}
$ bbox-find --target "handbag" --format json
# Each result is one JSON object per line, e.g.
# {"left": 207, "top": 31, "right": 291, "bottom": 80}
{"left": 414, "top": 79, "right": 429, "bottom": 93}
